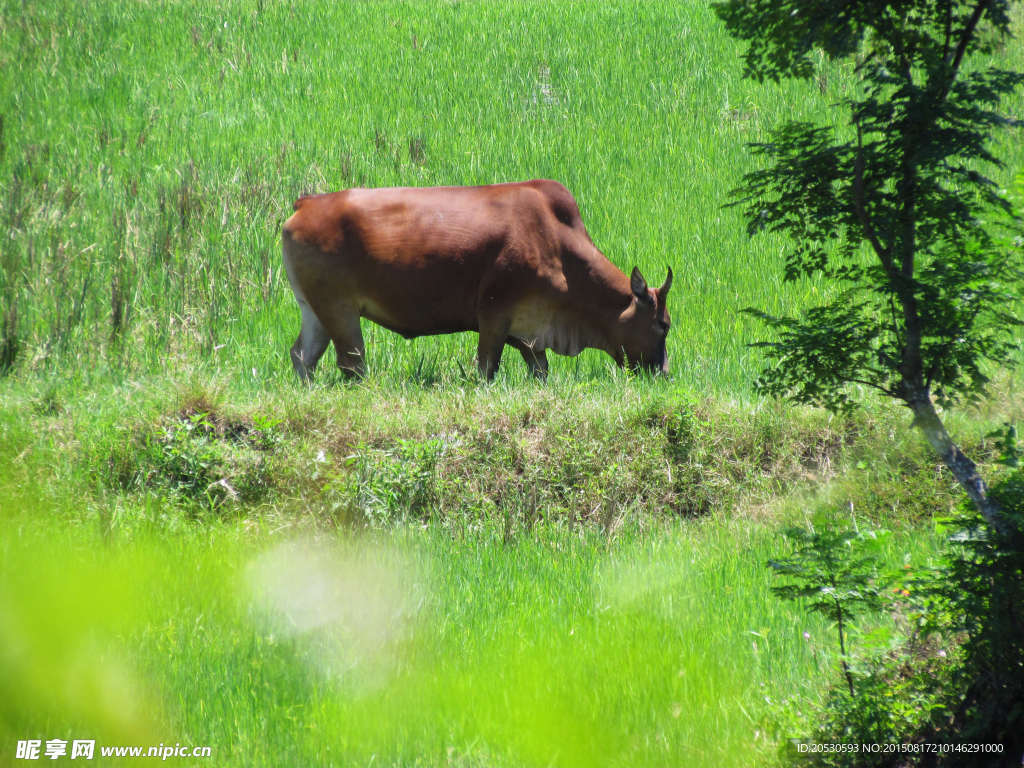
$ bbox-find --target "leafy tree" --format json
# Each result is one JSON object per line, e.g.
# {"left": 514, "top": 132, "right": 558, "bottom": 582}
{"left": 713, "top": 0, "right": 1024, "bottom": 535}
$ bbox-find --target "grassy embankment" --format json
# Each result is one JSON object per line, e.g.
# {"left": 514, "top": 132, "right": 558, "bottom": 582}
{"left": 2, "top": 1, "right": 1024, "bottom": 766}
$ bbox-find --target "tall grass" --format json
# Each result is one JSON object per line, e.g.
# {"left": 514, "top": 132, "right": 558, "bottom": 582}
{"left": 3, "top": 0, "right": 1020, "bottom": 391}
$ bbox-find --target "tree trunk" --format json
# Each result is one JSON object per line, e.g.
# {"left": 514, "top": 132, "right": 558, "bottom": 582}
{"left": 906, "top": 390, "right": 1008, "bottom": 537}
{"left": 835, "top": 596, "right": 856, "bottom": 697}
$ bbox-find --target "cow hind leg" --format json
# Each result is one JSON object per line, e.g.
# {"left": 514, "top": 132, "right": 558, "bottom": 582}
{"left": 506, "top": 337, "right": 549, "bottom": 381}
{"left": 314, "top": 303, "right": 366, "bottom": 380}
{"left": 291, "top": 300, "right": 332, "bottom": 381}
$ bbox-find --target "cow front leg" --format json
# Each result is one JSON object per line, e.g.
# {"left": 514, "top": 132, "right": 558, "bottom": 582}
{"left": 506, "top": 337, "right": 549, "bottom": 381}
{"left": 477, "top": 316, "right": 512, "bottom": 381}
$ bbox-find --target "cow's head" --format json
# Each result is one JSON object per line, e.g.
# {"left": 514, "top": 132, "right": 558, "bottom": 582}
{"left": 618, "top": 267, "right": 673, "bottom": 375}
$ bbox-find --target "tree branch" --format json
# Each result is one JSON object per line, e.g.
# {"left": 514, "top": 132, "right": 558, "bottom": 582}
{"left": 853, "top": 124, "right": 896, "bottom": 276}
{"left": 929, "top": 0, "right": 991, "bottom": 114}
{"left": 843, "top": 376, "right": 894, "bottom": 393}
{"left": 943, "top": 0, "right": 953, "bottom": 62}
{"left": 900, "top": 54, "right": 914, "bottom": 87}
{"left": 897, "top": 125, "right": 923, "bottom": 392}
{"left": 889, "top": 293, "right": 904, "bottom": 350}
{"left": 950, "top": 0, "right": 991, "bottom": 71}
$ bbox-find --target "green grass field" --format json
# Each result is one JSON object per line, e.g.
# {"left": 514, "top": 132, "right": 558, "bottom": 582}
{"left": 2, "top": 1, "right": 1024, "bottom": 766}
{"left": 4, "top": 0, "right": 1019, "bottom": 390}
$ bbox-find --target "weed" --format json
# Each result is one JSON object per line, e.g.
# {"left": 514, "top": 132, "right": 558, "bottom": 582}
{"left": 147, "top": 412, "right": 226, "bottom": 501}
{"left": 0, "top": 306, "right": 19, "bottom": 374}
{"left": 89, "top": 408, "right": 281, "bottom": 513}
{"left": 409, "top": 135, "right": 426, "bottom": 165}
{"left": 323, "top": 438, "right": 444, "bottom": 525}
{"left": 31, "top": 386, "right": 62, "bottom": 416}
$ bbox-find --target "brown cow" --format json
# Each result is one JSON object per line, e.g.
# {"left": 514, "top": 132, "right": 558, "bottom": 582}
{"left": 281, "top": 179, "right": 672, "bottom": 381}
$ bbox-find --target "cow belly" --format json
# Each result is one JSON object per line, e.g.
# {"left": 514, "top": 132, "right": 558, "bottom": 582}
{"left": 360, "top": 296, "right": 476, "bottom": 338}
{"left": 510, "top": 305, "right": 586, "bottom": 358}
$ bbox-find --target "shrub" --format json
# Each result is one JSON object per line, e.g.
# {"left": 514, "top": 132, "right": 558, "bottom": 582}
{"left": 327, "top": 438, "right": 445, "bottom": 526}
{"left": 92, "top": 410, "right": 281, "bottom": 512}
{"left": 933, "top": 459, "right": 1024, "bottom": 765}
{"left": 779, "top": 426, "right": 1024, "bottom": 767}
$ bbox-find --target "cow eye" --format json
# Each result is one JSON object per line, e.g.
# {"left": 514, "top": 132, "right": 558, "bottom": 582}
{"left": 658, "top": 320, "right": 670, "bottom": 333}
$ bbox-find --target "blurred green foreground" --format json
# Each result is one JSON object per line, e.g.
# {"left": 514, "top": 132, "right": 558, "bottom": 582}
{"left": 0, "top": 499, "right": 847, "bottom": 768}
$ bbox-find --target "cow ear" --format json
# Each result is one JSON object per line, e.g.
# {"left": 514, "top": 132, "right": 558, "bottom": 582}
{"left": 630, "top": 267, "right": 651, "bottom": 303}
{"left": 657, "top": 267, "right": 673, "bottom": 300}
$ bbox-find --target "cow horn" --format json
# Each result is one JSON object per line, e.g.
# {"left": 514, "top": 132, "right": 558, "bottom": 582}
{"left": 658, "top": 267, "right": 673, "bottom": 298}
{"left": 630, "top": 267, "right": 651, "bottom": 302}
